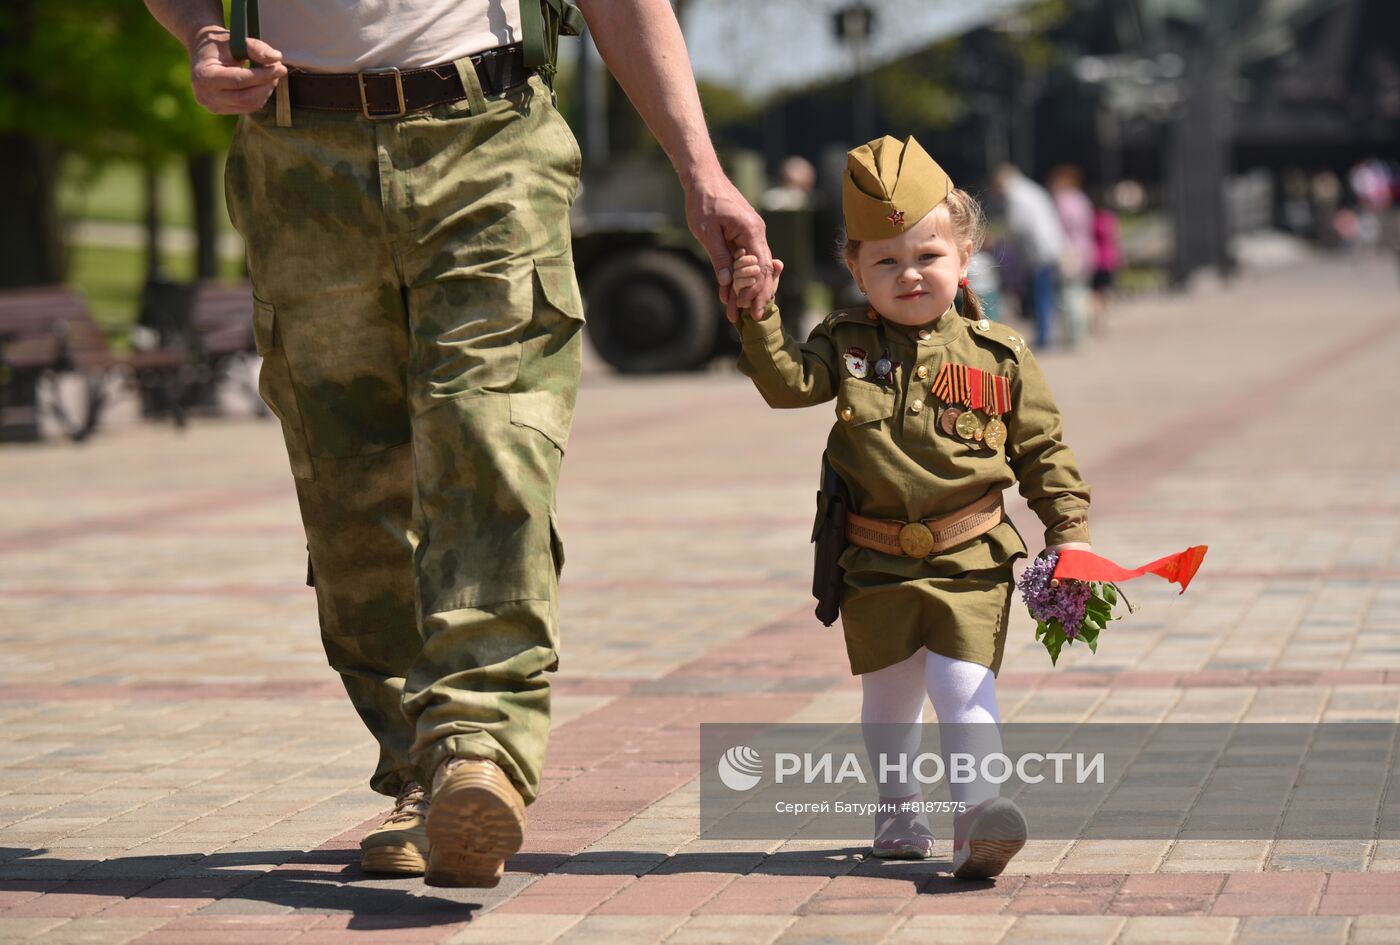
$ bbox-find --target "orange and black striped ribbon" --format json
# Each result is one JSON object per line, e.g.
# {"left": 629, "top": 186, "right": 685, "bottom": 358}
{"left": 932, "top": 364, "right": 1012, "bottom": 416}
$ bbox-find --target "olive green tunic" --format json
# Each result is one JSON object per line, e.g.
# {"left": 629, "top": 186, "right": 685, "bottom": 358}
{"left": 738, "top": 302, "right": 1091, "bottom": 676}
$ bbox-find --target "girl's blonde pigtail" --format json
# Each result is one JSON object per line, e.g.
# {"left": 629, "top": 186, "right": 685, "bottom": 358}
{"left": 960, "top": 282, "right": 985, "bottom": 323}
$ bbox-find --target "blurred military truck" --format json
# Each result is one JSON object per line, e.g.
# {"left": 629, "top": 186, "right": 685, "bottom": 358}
{"left": 569, "top": 150, "right": 837, "bottom": 373}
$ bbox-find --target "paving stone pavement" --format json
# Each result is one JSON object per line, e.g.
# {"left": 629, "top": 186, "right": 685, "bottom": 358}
{"left": 2, "top": 255, "right": 1398, "bottom": 944}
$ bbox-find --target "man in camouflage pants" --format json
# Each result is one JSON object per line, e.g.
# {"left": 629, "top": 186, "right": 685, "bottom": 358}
{"left": 146, "top": 0, "right": 775, "bottom": 887}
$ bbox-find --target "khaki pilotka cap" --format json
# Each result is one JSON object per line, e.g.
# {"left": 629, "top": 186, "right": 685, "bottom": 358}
{"left": 843, "top": 135, "right": 955, "bottom": 241}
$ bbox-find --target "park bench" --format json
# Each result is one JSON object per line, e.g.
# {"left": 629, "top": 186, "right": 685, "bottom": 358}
{"left": 183, "top": 281, "right": 262, "bottom": 415}
{"left": 0, "top": 287, "right": 186, "bottom": 442}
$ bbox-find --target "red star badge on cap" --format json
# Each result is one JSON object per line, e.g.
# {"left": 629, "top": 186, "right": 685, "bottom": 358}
{"left": 887, "top": 209, "right": 905, "bottom": 226}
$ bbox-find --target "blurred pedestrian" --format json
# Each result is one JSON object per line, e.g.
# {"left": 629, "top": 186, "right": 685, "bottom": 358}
{"left": 1350, "top": 157, "right": 1400, "bottom": 280}
{"left": 762, "top": 155, "right": 818, "bottom": 211}
{"left": 1310, "top": 170, "right": 1343, "bottom": 249}
{"left": 145, "top": 0, "right": 773, "bottom": 888}
{"left": 992, "top": 165, "right": 1065, "bottom": 348}
{"left": 1048, "top": 165, "right": 1093, "bottom": 349}
{"left": 1090, "top": 192, "right": 1122, "bottom": 333}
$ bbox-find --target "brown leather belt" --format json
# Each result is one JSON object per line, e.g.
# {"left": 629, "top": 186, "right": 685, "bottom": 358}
{"left": 846, "top": 492, "right": 1005, "bottom": 558}
{"left": 286, "top": 44, "right": 531, "bottom": 119}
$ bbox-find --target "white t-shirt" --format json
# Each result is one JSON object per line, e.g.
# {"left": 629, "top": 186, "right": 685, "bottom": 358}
{"left": 262, "top": 0, "right": 523, "bottom": 72}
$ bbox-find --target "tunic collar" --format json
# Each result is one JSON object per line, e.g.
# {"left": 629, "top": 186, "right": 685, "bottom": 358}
{"left": 883, "top": 304, "right": 962, "bottom": 348}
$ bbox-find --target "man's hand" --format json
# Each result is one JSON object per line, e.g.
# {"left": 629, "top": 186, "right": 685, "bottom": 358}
{"left": 682, "top": 174, "right": 775, "bottom": 325}
{"left": 189, "top": 26, "right": 287, "bottom": 115}
{"left": 731, "top": 251, "right": 783, "bottom": 319}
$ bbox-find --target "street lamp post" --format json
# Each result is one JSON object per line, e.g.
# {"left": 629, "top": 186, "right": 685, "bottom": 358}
{"left": 833, "top": 4, "right": 877, "bottom": 143}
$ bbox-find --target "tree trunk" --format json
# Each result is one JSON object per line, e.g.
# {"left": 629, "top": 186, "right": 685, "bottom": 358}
{"left": 0, "top": 135, "right": 64, "bottom": 288}
{"left": 187, "top": 154, "right": 219, "bottom": 280}
{"left": 144, "top": 163, "right": 164, "bottom": 281}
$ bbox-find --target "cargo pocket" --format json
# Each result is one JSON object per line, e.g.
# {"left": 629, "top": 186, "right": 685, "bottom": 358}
{"left": 548, "top": 509, "right": 565, "bottom": 578}
{"left": 508, "top": 389, "right": 571, "bottom": 454}
{"left": 252, "top": 297, "right": 315, "bottom": 480}
{"left": 534, "top": 255, "right": 584, "bottom": 324}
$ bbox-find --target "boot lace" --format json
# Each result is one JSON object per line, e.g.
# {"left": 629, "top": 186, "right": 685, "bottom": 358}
{"left": 381, "top": 781, "right": 428, "bottom": 826}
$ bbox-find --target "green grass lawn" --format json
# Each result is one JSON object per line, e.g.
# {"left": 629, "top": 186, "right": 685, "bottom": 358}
{"left": 60, "top": 155, "right": 236, "bottom": 232}
{"left": 60, "top": 156, "right": 244, "bottom": 335}
{"left": 69, "top": 244, "right": 246, "bottom": 336}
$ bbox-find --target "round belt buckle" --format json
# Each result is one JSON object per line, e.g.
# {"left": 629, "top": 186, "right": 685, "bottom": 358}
{"left": 898, "top": 522, "right": 936, "bottom": 558}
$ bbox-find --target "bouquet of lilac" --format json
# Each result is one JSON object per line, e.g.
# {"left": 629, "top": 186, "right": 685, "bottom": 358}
{"left": 1017, "top": 550, "right": 1132, "bottom": 665}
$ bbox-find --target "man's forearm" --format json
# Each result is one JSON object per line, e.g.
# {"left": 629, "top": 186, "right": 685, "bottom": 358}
{"left": 144, "top": 0, "right": 226, "bottom": 53}
{"left": 575, "top": 0, "right": 722, "bottom": 189}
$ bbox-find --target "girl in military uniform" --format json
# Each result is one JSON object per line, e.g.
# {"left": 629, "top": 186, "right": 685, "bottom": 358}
{"left": 732, "top": 136, "right": 1091, "bottom": 878}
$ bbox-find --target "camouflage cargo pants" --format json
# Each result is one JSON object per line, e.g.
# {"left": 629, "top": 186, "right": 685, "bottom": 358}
{"left": 224, "top": 68, "right": 582, "bottom": 804}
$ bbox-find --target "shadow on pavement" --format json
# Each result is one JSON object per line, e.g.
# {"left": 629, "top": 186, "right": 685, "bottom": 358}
{"left": 2, "top": 845, "right": 999, "bottom": 916}
{"left": 510, "top": 849, "right": 1001, "bottom": 895}
{"left": 0, "top": 846, "right": 487, "bottom": 926}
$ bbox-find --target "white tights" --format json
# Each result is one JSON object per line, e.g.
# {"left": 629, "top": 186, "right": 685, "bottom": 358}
{"left": 860, "top": 648, "right": 1003, "bottom": 808}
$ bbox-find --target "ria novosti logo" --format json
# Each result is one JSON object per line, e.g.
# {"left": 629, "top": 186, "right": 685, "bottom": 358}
{"left": 714, "top": 743, "right": 1107, "bottom": 791}
{"left": 716, "top": 746, "right": 763, "bottom": 791}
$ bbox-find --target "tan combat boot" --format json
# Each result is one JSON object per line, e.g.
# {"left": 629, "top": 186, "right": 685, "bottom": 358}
{"left": 424, "top": 757, "right": 525, "bottom": 888}
{"left": 360, "top": 781, "right": 430, "bottom": 875}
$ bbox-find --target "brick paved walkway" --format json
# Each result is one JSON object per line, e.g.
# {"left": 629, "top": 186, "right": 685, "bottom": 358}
{"left": 2, "top": 256, "right": 1398, "bottom": 944}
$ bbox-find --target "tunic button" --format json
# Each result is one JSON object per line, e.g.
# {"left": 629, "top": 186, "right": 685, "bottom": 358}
{"left": 917, "top": 330, "right": 931, "bottom": 340}
{"left": 910, "top": 399, "right": 924, "bottom": 414}
{"left": 840, "top": 405, "right": 854, "bottom": 422}
{"left": 916, "top": 365, "right": 929, "bottom": 379}
{"left": 977, "top": 318, "right": 991, "bottom": 331}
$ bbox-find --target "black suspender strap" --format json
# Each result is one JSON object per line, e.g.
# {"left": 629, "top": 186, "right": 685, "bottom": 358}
{"left": 230, "top": 0, "right": 259, "bottom": 62}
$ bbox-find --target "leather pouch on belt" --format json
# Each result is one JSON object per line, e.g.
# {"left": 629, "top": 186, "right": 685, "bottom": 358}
{"left": 812, "top": 452, "right": 850, "bottom": 628}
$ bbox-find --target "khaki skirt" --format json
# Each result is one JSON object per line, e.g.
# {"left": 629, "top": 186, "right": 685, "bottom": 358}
{"left": 838, "top": 520, "right": 1027, "bottom": 676}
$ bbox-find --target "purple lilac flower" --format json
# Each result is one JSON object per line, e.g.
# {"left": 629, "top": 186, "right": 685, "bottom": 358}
{"left": 1017, "top": 551, "right": 1092, "bottom": 636}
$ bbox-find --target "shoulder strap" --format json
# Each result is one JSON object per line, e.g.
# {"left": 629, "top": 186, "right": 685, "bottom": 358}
{"left": 230, "top": 0, "right": 259, "bottom": 62}
{"left": 520, "top": 0, "right": 584, "bottom": 77}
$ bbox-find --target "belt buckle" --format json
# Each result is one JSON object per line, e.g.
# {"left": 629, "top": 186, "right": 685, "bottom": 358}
{"left": 359, "top": 67, "right": 406, "bottom": 120}
{"left": 898, "top": 522, "right": 936, "bottom": 558}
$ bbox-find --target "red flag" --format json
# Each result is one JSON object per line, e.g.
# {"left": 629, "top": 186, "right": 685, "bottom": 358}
{"left": 1052, "top": 546, "right": 1208, "bottom": 594}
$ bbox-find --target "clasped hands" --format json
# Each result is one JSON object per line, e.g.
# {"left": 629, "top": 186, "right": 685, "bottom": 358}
{"left": 729, "top": 251, "right": 785, "bottom": 318}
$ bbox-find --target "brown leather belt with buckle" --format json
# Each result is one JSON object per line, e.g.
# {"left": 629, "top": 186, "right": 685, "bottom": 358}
{"left": 286, "top": 43, "right": 531, "bottom": 119}
{"left": 846, "top": 492, "right": 1005, "bottom": 558}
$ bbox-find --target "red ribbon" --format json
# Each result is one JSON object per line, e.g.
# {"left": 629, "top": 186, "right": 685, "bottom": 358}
{"left": 1052, "top": 546, "right": 1208, "bottom": 594}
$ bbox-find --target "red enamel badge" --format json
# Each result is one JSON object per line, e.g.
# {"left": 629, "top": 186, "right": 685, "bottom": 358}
{"left": 887, "top": 209, "right": 905, "bottom": 226}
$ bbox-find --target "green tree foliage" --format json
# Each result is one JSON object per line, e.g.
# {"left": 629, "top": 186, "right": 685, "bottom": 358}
{"left": 0, "top": 0, "right": 232, "bottom": 163}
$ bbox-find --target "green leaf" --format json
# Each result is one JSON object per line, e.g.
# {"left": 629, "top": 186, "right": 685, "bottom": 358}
{"left": 1040, "top": 618, "right": 1067, "bottom": 666}
{"left": 1102, "top": 584, "right": 1118, "bottom": 606}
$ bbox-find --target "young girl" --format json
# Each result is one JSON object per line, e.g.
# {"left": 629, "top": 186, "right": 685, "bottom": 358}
{"left": 732, "top": 136, "right": 1091, "bottom": 879}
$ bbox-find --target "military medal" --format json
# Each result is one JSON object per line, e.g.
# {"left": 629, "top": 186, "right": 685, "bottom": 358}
{"left": 871, "top": 351, "right": 899, "bottom": 385}
{"left": 932, "top": 362, "right": 1011, "bottom": 448}
{"left": 955, "top": 409, "right": 984, "bottom": 440}
{"left": 939, "top": 405, "right": 962, "bottom": 436}
{"left": 983, "top": 418, "right": 1007, "bottom": 450}
{"left": 843, "top": 346, "right": 869, "bottom": 378}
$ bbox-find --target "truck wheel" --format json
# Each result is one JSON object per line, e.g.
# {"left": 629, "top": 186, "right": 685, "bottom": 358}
{"left": 583, "top": 250, "right": 719, "bottom": 373}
